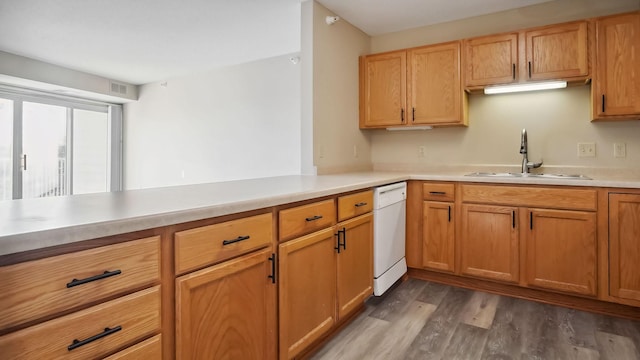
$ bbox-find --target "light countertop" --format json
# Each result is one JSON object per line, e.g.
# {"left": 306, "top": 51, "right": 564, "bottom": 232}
{"left": 2, "top": 170, "right": 639, "bottom": 257}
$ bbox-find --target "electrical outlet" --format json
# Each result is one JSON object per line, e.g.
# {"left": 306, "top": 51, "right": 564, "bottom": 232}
{"left": 577, "top": 143, "right": 596, "bottom": 157}
{"left": 418, "top": 146, "right": 426, "bottom": 158}
{"left": 614, "top": 143, "right": 626, "bottom": 158}
{"left": 319, "top": 145, "right": 325, "bottom": 159}
{"left": 353, "top": 145, "right": 358, "bottom": 158}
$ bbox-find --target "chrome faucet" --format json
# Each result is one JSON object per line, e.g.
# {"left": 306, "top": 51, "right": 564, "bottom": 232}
{"left": 520, "top": 129, "right": 543, "bottom": 173}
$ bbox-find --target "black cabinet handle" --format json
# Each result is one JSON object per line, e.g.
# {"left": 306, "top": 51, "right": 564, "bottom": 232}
{"left": 341, "top": 228, "right": 347, "bottom": 250}
{"left": 412, "top": 107, "right": 416, "bottom": 122}
{"left": 448, "top": 206, "right": 451, "bottom": 222}
{"left": 528, "top": 61, "right": 532, "bottom": 78}
{"left": 401, "top": 108, "right": 405, "bottom": 122}
{"left": 268, "top": 254, "right": 276, "bottom": 284}
{"left": 512, "top": 64, "right": 516, "bottom": 79}
{"left": 354, "top": 202, "right": 367, "bottom": 207}
{"left": 68, "top": 326, "right": 122, "bottom": 351}
{"left": 429, "top": 191, "right": 446, "bottom": 195}
{"left": 512, "top": 211, "right": 516, "bottom": 228}
{"left": 222, "top": 235, "right": 250, "bottom": 246}
{"left": 334, "top": 231, "right": 342, "bottom": 253}
{"left": 602, "top": 94, "right": 605, "bottom": 113}
{"left": 530, "top": 212, "right": 533, "bottom": 230}
{"left": 67, "top": 270, "right": 122, "bottom": 288}
{"left": 305, "top": 215, "right": 323, "bottom": 222}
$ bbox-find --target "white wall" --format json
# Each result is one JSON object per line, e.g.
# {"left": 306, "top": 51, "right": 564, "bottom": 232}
{"left": 123, "top": 54, "right": 301, "bottom": 190}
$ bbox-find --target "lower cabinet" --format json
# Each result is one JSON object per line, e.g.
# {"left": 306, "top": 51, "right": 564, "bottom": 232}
{"left": 608, "top": 193, "right": 640, "bottom": 303}
{"left": 175, "top": 247, "right": 277, "bottom": 360}
{"left": 422, "top": 201, "right": 455, "bottom": 272}
{"left": 460, "top": 204, "right": 519, "bottom": 283}
{"left": 279, "top": 228, "right": 338, "bottom": 360}
{"left": 525, "top": 208, "right": 597, "bottom": 296}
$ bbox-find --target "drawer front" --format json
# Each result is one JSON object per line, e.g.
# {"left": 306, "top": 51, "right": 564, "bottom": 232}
{"left": 279, "top": 199, "right": 336, "bottom": 241}
{"left": 0, "top": 286, "right": 161, "bottom": 360}
{"left": 338, "top": 190, "right": 373, "bottom": 222}
{"left": 461, "top": 184, "right": 597, "bottom": 211}
{"left": 0, "top": 236, "right": 160, "bottom": 331}
{"left": 423, "top": 182, "right": 455, "bottom": 202}
{"left": 175, "top": 213, "right": 273, "bottom": 275}
{"left": 104, "top": 334, "right": 162, "bottom": 360}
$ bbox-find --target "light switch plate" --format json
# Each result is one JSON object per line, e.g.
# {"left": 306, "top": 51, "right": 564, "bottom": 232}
{"left": 577, "top": 143, "right": 596, "bottom": 157}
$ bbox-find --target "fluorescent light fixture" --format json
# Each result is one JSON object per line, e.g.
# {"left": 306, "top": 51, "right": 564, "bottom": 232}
{"left": 484, "top": 81, "right": 567, "bottom": 94}
{"left": 386, "top": 126, "right": 433, "bottom": 131}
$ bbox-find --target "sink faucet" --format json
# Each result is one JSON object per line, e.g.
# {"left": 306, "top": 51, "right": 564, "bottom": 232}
{"left": 520, "top": 129, "right": 543, "bottom": 173}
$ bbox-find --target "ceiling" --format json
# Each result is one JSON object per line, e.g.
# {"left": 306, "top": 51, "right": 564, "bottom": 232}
{"left": 0, "top": 0, "right": 554, "bottom": 85}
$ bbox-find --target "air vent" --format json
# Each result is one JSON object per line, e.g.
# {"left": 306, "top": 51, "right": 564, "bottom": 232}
{"left": 110, "top": 81, "right": 128, "bottom": 95}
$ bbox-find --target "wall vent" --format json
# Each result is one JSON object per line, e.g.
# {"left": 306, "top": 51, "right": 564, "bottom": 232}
{"left": 110, "top": 81, "right": 128, "bottom": 95}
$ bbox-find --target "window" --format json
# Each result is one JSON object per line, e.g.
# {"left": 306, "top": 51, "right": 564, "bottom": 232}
{"left": 0, "top": 87, "right": 122, "bottom": 200}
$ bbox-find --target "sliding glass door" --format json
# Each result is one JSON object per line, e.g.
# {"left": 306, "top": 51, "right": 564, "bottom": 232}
{"left": 0, "top": 90, "right": 121, "bottom": 200}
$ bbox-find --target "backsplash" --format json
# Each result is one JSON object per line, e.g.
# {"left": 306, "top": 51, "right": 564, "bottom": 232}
{"left": 371, "top": 85, "right": 640, "bottom": 171}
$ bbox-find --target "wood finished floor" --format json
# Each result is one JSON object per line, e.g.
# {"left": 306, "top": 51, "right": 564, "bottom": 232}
{"left": 311, "top": 279, "right": 640, "bottom": 360}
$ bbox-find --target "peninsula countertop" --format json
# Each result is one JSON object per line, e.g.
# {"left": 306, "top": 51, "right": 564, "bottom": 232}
{"left": 2, "top": 170, "right": 640, "bottom": 257}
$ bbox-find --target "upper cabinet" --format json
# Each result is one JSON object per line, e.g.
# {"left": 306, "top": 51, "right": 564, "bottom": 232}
{"left": 464, "top": 33, "right": 518, "bottom": 87}
{"left": 360, "top": 41, "right": 467, "bottom": 129}
{"left": 525, "top": 21, "right": 589, "bottom": 81}
{"left": 359, "top": 51, "right": 406, "bottom": 128}
{"left": 592, "top": 12, "right": 640, "bottom": 121}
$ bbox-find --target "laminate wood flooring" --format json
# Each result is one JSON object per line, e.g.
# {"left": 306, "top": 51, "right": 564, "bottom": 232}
{"left": 311, "top": 279, "right": 640, "bottom": 360}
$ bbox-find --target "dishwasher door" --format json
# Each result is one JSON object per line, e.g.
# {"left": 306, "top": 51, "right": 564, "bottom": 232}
{"left": 373, "top": 182, "right": 407, "bottom": 296}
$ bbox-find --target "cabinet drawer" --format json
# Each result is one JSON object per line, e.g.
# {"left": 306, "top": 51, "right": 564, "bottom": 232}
{"left": 461, "top": 184, "right": 597, "bottom": 211}
{"left": 175, "top": 213, "right": 273, "bottom": 275}
{"left": 104, "top": 334, "right": 162, "bottom": 360}
{"left": 423, "top": 182, "right": 455, "bottom": 202}
{"left": 338, "top": 190, "right": 373, "bottom": 222}
{"left": 0, "top": 236, "right": 160, "bottom": 331}
{"left": 279, "top": 199, "right": 336, "bottom": 241}
{"left": 0, "top": 286, "right": 161, "bottom": 360}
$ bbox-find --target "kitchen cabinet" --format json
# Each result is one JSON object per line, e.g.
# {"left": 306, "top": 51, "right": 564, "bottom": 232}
{"left": 0, "top": 236, "right": 162, "bottom": 359}
{"left": 421, "top": 182, "right": 455, "bottom": 272}
{"left": 359, "top": 51, "right": 406, "bottom": 127}
{"left": 278, "top": 191, "right": 373, "bottom": 359}
{"left": 608, "top": 193, "right": 640, "bottom": 303}
{"left": 461, "top": 184, "right": 598, "bottom": 296}
{"left": 360, "top": 42, "right": 467, "bottom": 128}
{"left": 174, "top": 212, "right": 276, "bottom": 360}
{"left": 464, "top": 33, "right": 518, "bottom": 87}
{"left": 460, "top": 204, "right": 519, "bottom": 283}
{"left": 525, "top": 208, "right": 597, "bottom": 296}
{"left": 279, "top": 228, "right": 338, "bottom": 360}
{"left": 175, "top": 247, "right": 277, "bottom": 360}
{"left": 408, "top": 42, "right": 466, "bottom": 126}
{"left": 525, "top": 21, "right": 589, "bottom": 81}
{"left": 592, "top": 12, "right": 640, "bottom": 120}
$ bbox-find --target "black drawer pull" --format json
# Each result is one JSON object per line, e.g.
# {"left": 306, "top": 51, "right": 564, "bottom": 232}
{"left": 429, "top": 191, "right": 446, "bottom": 195}
{"left": 222, "top": 235, "right": 250, "bottom": 246}
{"left": 602, "top": 94, "right": 605, "bottom": 113}
{"left": 68, "top": 326, "right": 122, "bottom": 351}
{"left": 354, "top": 202, "right": 368, "bottom": 207}
{"left": 67, "top": 270, "right": 122, "bottom": 288}
{"left": 305, "top": 215, "right": 323, "bottom": 222}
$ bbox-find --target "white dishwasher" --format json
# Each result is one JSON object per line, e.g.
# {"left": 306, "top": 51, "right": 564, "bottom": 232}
{"left": 373, "top": 182, "right": 407, "bottom": 296}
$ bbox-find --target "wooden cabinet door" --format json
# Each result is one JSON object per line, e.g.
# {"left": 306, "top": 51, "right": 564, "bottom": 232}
{"left": 460, "top": 204, "right": 519, "bottom": 283}
{"left": 408, "top": 42, "right": 463, "bottom": 125}
{"left": 360, "top": 51, "right": 407, "bottom": 128}
{"left": 176, "top": 248, "right": 276, "bottom": 360}
{"left": 336, "top": 213, "right": 373, "bottom": 319}
{"left": 422, "top": 201, "right": 455, "bottom": 272}
{"left": 609, "top": 194, "right": 640, "bottom": 302}
{"left": 594, "top": 12, "right": 640, "bottom": 119}
{"left": 279, "top": 228, "right": 337, "bottom": 360}
{"left": 525, "top": 21, "right": 588, "bottom": 81}
{"left": 464, "top": 33, "right": 518, "bottom": 87}
{"left": 525, "top": 209, "right": 597, "bottom": 296}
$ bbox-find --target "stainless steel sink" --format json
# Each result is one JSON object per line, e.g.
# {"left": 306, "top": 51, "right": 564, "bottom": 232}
{"left": 465, "top": 172, "right": 591, "bottom": 180}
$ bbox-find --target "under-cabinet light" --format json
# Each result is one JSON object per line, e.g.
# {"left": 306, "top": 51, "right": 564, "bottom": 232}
{"left": 484, "top": 81, "right": 567, "bottom": 94}
{"left": 386, "top": 126, "right": 433, "bottom": 131}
